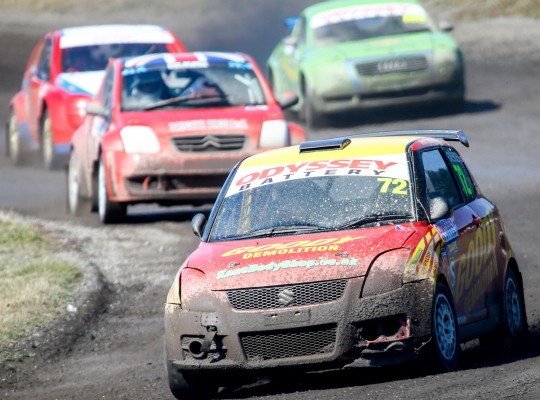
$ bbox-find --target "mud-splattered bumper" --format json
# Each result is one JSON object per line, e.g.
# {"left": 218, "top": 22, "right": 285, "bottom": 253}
{"left": 104, "top": 149, "right": 252, "bottom": 204}
{"left": 164, "top": 278, "right": 433, "bottom": 373}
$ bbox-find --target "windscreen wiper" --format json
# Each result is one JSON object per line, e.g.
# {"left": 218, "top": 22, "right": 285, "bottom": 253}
{"left": 336, "top": 214, "right": 412, "bottom": 230}
{"left": 229, "top": 225, "right": 327, "bottom": 241}
{"left": 143, "top": 93, "right": 229, "bottom": 111}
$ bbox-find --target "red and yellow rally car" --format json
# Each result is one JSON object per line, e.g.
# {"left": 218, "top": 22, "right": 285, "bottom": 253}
{"left": 67, "top": 52, "right": 305, "bottom": 223}
{"left": 7, "top": 24, "right": 185, "bottom": 169}
{"left": 164, "top": 130, "right": 527, "bottom": 398}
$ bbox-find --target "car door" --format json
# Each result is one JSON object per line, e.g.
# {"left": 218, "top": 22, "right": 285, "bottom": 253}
{"left": 28, "top": 36, "right": 53, "bottom": 140}
{"left": 441, "top": 146, "right": 502, "bottom": 324}
{"left": 420, "top": 147, "right": 483, "bottom": 325}
{"left": 84, "top": 66, "right": 115, "bottom": 180}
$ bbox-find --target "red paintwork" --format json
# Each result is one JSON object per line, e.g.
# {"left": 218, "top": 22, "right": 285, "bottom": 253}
{"left": 8, "top": 25, "right": 185, "bottom": 159}
{"left": 188, "top": 224, "right": 415, "bottom": 290}
{"left": 70, "top": 52, "right": 306, "bottom": 206}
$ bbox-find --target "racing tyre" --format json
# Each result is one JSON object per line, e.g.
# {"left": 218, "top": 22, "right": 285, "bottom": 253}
{"left": 502, "top": 268, "right": 528, "bottom": 339}
{"left": 480, "top": 268, "right": 528, "bottom": 349}
{"left": 430, "top": 281, "right": 459, "bottom": 371}
{"left": 166, "top": 359, "right": 218, "bottom": 399}
{"left": 97, "top": 157, "right": 127, "bottom": 224}
{"left": 301, "top": 83, "right": 325, "bottom": 130}
{"left": 41, "top": 110, "right": 61, "bottom": 170}
{"left": 67, "top": 152, "right": 89, "bottom": 216}
{"left": 7, "top": 111, "right": 24, "bottom": 166}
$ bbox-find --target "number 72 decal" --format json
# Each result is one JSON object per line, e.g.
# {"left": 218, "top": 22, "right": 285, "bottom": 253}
{"left": 377, "top": 177, "right": 409, "bottom": 195}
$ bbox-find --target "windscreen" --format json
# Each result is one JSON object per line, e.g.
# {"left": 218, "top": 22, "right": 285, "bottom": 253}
{"left": 61, "top": 43, "right": 169, "bottom": 73}
{"left": 121, "top": 61, "right": 266, "bottom": 111}
{"left": 311, "top": 3, "right": 434, "bottom": 46}
{"left": 209, "top": 154, "right": 413, "bottom": 242}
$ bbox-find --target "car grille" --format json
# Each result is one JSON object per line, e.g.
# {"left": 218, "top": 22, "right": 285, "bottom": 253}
{"left": 171, "top": 135, "right": 246, "bottom": 152}
{"left": 356, "top": 56, "right": 428, "bottom": 75}
{"left": 227, "top": 280, "right": 348, "bottom": 310}
{"left": 240, "top": 324, "right": 337, "bottom": 361}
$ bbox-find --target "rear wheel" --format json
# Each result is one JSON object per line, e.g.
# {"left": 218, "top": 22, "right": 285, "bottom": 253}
{"left": 41, "top": 110, "right": 60, "bottom": 170}
{"left": 480, "top": 268, "right": 528, "bottom": 351}
{"left": 431, "top": 281, "right": 459, "bottom": 371}
{"left": 502, "top": 268, "right": 528, "bottom": 338}
{"left": 97, "top": 157, "right": 126, "bottom": 224}
{"left": 7, "top": 111, "right": 23, "bottom": 166}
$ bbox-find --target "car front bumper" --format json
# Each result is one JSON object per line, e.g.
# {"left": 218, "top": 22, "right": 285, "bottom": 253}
{"left": 103, "top": 148, "right": 253, "bottom": 205}
{"left": 164, "top": 278, "right": 434, "bottom": 374}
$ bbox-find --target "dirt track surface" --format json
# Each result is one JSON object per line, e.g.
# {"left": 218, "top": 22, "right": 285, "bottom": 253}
{"left": 1, "top": 6, "right": 540, "bottom": 400}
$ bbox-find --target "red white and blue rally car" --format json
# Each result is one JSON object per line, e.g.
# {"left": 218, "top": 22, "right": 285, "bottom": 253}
{"left": 67, "top": 52, "right": 305, "bottom": 223}
{"left": 6, "top": 24, "right": 185, "bottom": 169}
{"left": 164, "top": 130, "right": 527, "bottom": 398}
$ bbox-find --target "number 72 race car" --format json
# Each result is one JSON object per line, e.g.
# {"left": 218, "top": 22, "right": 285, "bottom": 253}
{"left": 164, "top": 130, "right": 527, "bottom": 398}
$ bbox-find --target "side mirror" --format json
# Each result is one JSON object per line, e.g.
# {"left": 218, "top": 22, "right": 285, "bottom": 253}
{"left": 191, "top": 213, "right": 207, "bottom": 238}
{"left": 278, "top": 92, "right": 299, "bottom": 110}
{"left": 429, "top": 197, "right": 451, "bottom": 221}
{"left": 86, "top": 101, "right": 109, "bottom": 118}
{"left": 438, "top": 20, "right": 454, "bottom": 32}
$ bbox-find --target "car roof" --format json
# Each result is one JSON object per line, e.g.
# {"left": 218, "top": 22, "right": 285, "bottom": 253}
{"left": 303, "top": 0, "right": 423, "bottom": 20}
{"left": 238, "top": 130, "right": 468, "bottom": 169}
{"left": 58, "top": 24, "right": 176, "bottom": 49}
{"left": 121, "top": 51, "right": 250, "bottom": 70}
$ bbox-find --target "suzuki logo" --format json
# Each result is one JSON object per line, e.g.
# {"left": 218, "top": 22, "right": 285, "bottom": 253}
{"left": 277, "top": 288, "right": 295, "bottom": 307}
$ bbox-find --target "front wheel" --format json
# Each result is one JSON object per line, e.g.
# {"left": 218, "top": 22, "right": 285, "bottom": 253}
{"left": 301, "top": 83, "right": 325, "bottom": 130}
{"left": 431, "top": 281, "right": 459, "bottom": 371}
{"left": 97, "top": 157, "right": 126, "bottom": 224}
{"left": 41, "top": 110, "right": 60, "bottom": 170}
{"left": 67, "top": 151, "right": 88, "bottom": 216}
{"left": 166, "top": 360, "right": 218, "bottom": 400}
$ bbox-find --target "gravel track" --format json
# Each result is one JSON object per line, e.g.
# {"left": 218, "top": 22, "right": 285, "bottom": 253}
{"left": 0, "top": 7, "right": 539, "bottom": 400}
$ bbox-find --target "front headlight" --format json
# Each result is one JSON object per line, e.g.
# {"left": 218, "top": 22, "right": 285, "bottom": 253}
{"left": 259, "top": 120, "right": 290, "bottom": 148}
{"left": 179, "top": 267, "right": 212, "bottom": 311}
{"left": 362, "top": 248, "right": 411, "bottom": 297}
{"left": 120, "top": 126, "right": 160, "bottom": 154}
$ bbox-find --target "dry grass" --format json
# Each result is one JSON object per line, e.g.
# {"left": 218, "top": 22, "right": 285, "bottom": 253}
{"left": 0, "top": 216, "right": 82, "bottom": 363}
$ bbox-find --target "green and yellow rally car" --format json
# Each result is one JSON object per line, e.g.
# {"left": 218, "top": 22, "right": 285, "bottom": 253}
{"left": 267, "top": 0, "right": 465, "bottom": 128}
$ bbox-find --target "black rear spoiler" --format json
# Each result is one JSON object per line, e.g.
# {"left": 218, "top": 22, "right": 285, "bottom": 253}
{"left": 350, "top": 129, "right": 469, "bottom": 147}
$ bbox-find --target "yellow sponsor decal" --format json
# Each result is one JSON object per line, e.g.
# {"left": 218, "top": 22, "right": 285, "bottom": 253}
{"left": 404, "top": 227, "right": 442, "bottom": 282}
{"left": 221, "top": 236, "right": 365, "bottom": 258}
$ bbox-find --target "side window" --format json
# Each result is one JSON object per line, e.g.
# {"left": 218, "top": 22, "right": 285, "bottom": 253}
{"left": 37, "top": 38, "right": 53, "bottom": 82}
{"left": 442, "top": 147, "right": 476, "bottom": 203}
{"left": 421, "top": 149, "right": 463, "bottom": 209}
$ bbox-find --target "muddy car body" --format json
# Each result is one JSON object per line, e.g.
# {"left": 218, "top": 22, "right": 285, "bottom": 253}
{"left": 6, "top": 24, "right": 185, "bottom": 169}
{"left": 67, "top": 52, "right": 305, "bottom": 223}
{"left": 164, "top": 130, "right": 527, "bottom": 398}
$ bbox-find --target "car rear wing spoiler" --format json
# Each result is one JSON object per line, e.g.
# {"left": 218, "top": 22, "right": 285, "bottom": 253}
{"left": 298, "top": 130, "right": 469, "bottom": 153}
{"left": 351, "top": 130, "right": 470, "bottom": 147}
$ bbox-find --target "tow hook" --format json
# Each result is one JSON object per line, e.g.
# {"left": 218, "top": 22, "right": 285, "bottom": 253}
{"left": 200, "top": 326, "right": 217, "bottom": 354}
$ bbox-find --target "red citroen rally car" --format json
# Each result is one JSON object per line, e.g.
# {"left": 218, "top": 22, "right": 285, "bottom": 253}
{"left": 67, "top": 52, "right": 305, "bottom": 224}
{"left": 6, "top": 24, "right": 185, "bottom": 169}
{"left": 164, "top": 130, "right": 527, "bottom": 398}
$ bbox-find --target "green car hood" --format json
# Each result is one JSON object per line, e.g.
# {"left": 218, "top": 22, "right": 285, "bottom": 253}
{"left": 308, "top": 32, "right": 446, "bottom": 62}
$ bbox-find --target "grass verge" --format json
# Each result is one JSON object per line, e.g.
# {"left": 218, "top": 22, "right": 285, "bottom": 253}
{"left": 0, "top": 214, "right": 82, "bottom": 364}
